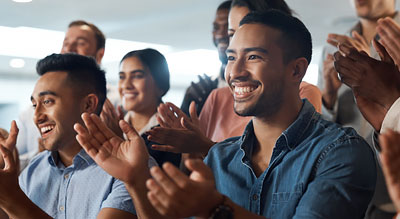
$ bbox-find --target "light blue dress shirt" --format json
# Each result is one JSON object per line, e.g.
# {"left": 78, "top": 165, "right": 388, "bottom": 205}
{"left": 204, "top": 100, "right": 377, "bottom": 218}
{"left": 19, "top": 149, "right": 136, "bottom": 219}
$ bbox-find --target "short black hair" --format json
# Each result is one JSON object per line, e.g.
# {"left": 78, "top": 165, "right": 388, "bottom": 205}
{"left": 121, "top": 48, "right": 170, "bottom": 98}
{"left": 231, "top": 0, "right": 292, "bottom": 15}
{"left": 69, "top": 20, "right": 106, "bottom": 51}
{"left": 36, "top": 53, "right": 107, "bottom": 115}
{"left": 217, "top": 0, "right": 232, "bottom": 11}
{"left": 240, "top": 10, "right": 312, "bottom": 64}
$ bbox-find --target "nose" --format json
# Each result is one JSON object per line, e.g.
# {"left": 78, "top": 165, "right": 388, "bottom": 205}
{"left": 120, "top": 76, "right": 135, "bottom": 91}
{"left": 33, "top": 104, "right": 46, "bottom": 125}
{"left": 225, "top": 57, "right": 248, "bottom": 83}
{"left": 61, "top": 42, "right": 77, "bottom": 54}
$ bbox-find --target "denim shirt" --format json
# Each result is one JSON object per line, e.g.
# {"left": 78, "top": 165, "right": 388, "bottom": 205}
{"left": 204, "top": 100, "right": 377, "bottom": 219}
{"left": 19, "top": 149, "right": 136, "bottom": 219}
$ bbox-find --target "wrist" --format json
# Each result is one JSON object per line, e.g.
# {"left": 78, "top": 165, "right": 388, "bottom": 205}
{"left": 208, "top": 193, "right": 233, "bottom": 219}
{"left": 322, "top": 91, "right": 337, "bottom": 110}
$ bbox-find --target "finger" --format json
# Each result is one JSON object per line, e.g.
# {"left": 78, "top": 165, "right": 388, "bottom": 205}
{"left": 351, "top": 31, "right": 369, "bottom": 50}
{"left": 119, "top": 120, "right": 140, "bottom": 141}
{"left": 82, "top": 113, "right": 107, "bottom": 143}
{"left": 327, "top": 33, "right": 350, "bottom": 46}
{"left": 74, "top": 123, "right": 99, "bottom": 156}
{"left": 151, "top": 144, "right": 178, "bottom": 153}
{"left": 162, "top": 162, "right": 191, "bottom": 189}
{"left": 5, "top": 121, "right": 19, "bottom": 151}
{"left": 156, "top": 114, "right": 168, "bottom": 128}
{"left": 185, "top": 159, "right": 214, "bottom": 181}
{"left": 147, "top": 127, "right": 178, "bottom": 146}
{"left": 157, "top": 104, "right": 176, "bottom": 128}
{"left": 150, "top": 164, "right": 182, "bottom": 196}
{"left": 165, "top": 102, "right": 188, "bottom": 121}
{"left": 377, "top": 20, "right": 400, "bottom": 61}
{"left": 189, "top": 101, "right": 199, "bottom": 122}
{"left": 90, "top": 113, "right": 118, "bottom": 141}
{"left": 146, "top": 179, "right": 173, "bottom": 216}
{"left": 373, "top": 39, "right": 394, "bottom": 64}
{"left": 117, "top": 105, "right": 125, "bottom": 120}
{"left": 146, "top": 188, "right": 170, "bottom": 216}
{"left": 0, "top": 145, "right": 15, "bottom": 172}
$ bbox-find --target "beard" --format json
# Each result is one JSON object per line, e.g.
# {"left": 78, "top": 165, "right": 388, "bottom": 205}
{"left": 234, "top": 81, "right": 284, "bottom": 118}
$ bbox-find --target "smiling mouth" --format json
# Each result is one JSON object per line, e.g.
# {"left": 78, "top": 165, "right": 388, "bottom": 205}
{"left": 123, "top": 93, "right": 138, "bottom": 99}
{"left": 232, "top": 83, "right": 260, "bottom": 100}
{"left": 40, "top": 125, "right": 55, "bottom": 137}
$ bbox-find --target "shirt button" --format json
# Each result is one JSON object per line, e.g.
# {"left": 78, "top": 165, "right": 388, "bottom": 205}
{"left": 64, "top": 174, "right": 69, "bottom": 179}
{"left": 252, "top": 194, "right": 258, "bottom": 200}
{"left": 59, "top": 206, "right": 65, "bottom": 211}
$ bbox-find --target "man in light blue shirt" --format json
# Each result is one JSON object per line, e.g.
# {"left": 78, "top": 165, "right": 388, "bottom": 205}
{"left": 0, "top": 53, "right": 137, "bottom": 218}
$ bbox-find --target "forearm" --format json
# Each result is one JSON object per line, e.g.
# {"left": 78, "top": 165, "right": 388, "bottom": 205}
{"left": 125, "top": 170, "right": 166, "bottom": 219}
{"left": 0, "top": 188, "right": 51, "bottom": 219}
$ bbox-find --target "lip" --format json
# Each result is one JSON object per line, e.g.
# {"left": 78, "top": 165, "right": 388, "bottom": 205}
{"left": 38, "top": 123, "right": 56, "bottom": 138}
{"left": 231, "top": 82, "right": 260, "bottom": 100}
{"left": 355, "top": 0, "right": 367, "bottom": 6}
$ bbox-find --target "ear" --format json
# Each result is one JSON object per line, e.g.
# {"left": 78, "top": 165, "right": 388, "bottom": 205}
{"left": 95, "top": 48, "right": 105, "bottom": 64}
{"left": 289, "top": 57, "right": 308, "bottom": 84}
{"left": 82, "top": 94, "right": 99, "bottom": 114}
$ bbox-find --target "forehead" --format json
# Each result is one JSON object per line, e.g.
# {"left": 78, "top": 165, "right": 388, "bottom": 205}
{"left": 120, "top": 56, "right": 146, "bottom": 71}
{"left": 229, "top": 24, "right": 281, "bottom": 51}
{"left": 215, "top": 8, "right": 229, "bottom": 21}
{"left": 32, "top": 71, "right": 71, "bottom": 98}
{"left": 65, "top": 25, "right": 96, "bottom": 42}
{"left": 228, "top": 6, "right": 250, "bottom": 30}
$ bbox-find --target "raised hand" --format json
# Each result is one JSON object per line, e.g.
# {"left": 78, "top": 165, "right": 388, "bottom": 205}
{"left": 0, "top": 121, "right": 19, "bottom": 199}
{"left": 377, "top": 17, "right": 400, "bottom": 68}
{"left": 180, "top": 74, "right": 218, "bottom": 116}
{"left": 74, "top": 113, "right": 149, "bottom": 185}
{"left": 148, "top": 102, "right": 214, "bottom": 155}
{"left": 327, "top": 32, "right": 371, "bottom": 55}
{"left": 321, "top": 54, "right": 342, "bottom": 109}
{"left": 380, "top": 130, "right": 400, "bottom": 212}
{"left": 100, "top": 98, "right": 124, "bottom": 139}
{"left": 146, "top": 159, "right": 222, "bottom": 218}
{"left": 157, "top": 102, "right": 189, "bottom": 129}
{"left": 333, "top": 43, "right": 400, "bottom": 130}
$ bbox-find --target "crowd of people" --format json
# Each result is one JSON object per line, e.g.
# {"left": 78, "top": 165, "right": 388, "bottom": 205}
{"left": 0, "top": 0, "right": 399, "bottom": 218}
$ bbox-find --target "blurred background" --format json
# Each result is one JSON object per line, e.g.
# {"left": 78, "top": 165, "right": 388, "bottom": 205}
{"left": 0, "top": 0, "right": 398, "bottom": 129}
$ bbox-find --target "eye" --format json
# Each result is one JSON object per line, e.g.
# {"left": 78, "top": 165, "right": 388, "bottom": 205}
{"left": 131, "top": 73, "right": 144, "bottom": 79}
{"left": 227, "top": 55, "right": 235, "bottom": 61}
{"left": 119, "top": 74, "right": 125, "bottom": 80}
{"left": 43, "top": 99, "right": 54, "bottom": 105}
{"left": 32, "top": 103, "right": 37, "bottom": 109}
{"left": 248, "top": 55, "right": 260, "bottom": 60}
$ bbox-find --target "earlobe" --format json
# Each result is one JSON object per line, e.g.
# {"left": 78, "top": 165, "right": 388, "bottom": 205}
{"left": 95, "top": 48, "right": 105, "bottom": 64}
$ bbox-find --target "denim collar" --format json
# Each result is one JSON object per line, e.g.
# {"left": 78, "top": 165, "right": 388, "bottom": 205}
{"left": 239, "top": 99, "right": 316, "bottom": 155}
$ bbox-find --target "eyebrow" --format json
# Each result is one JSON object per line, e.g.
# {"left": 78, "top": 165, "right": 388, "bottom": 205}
{"left": 119, "top": 70, "right": 146, "bottom": 75}
{"left": 30, "top": 91, "right": 58, "bottom": 101}
{"left": 243, "top": 47, "right": 269, "bottom": 54}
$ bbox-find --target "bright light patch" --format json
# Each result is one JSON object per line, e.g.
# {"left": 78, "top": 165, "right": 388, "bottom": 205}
{"left": 303, "top": 63, "right": 318, "bottom": 85}
{"left": 9, "top": 58, "right": 25, "bottom": 68}
{"left": 12, "top": 0, "right": 32, "bottom": 2}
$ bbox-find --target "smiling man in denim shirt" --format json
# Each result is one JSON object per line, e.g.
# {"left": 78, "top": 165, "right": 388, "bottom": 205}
{"left": 137, "top": 10, "right": 378, "bottom": 219}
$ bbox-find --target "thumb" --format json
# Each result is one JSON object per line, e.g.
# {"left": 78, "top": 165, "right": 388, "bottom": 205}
{"left": 189, "top": 101, "right": 199, "bottom": 125}
{"left": 181, "top": 117, "right": 198, "bottom": 132}
{"left": 373, "top": 39, "right": 394, "bottom": 64}
{"left": 185, "top": 159, "right": 213, "bottom": 181}
{"left": 119, "top": 120, "right": 140, "bottom": 141}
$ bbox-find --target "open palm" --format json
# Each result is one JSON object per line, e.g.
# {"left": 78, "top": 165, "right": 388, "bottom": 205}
{"left": 75, "top": 113, "right": 149, "bottom": 184}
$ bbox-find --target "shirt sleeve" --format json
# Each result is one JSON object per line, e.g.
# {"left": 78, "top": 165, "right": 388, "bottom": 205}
{"left": 101, "top": 178, "right": 136, "bottom": 215}
{"left": 199, "top": 89, "right": 217, "bottom": 138}
{"left": 292, "top": 136, "right": 376, "bottom": 219}
{"left": 380, "top": 97, "right": 400, "bottom": 133}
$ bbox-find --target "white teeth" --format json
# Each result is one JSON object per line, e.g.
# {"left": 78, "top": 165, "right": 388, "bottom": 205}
{"left": 234, "top": 86, "right": 256, "bottom": 95}
{"left": 40, "top": 125, "right": 54, "bottom": 134}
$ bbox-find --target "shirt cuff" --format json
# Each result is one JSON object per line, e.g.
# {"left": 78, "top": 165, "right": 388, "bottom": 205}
{"left": 381, "top": 97, "right": 400, "bottom": 133}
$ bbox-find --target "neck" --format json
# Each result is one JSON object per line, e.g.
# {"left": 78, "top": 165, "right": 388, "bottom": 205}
{"left": 129, "top": 108, "right": 157, "bottom": 132}
{"left": 359, "top": 11, "right": 396, "bottom": 43}
{"left": 250, "top": 97, "right": 303, "bottom": 176}
{"left": 57, "top": 140, "right": 82, "bottom": 167}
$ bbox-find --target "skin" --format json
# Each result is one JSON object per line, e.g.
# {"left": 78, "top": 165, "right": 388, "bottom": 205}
{"left": 380, "top": 130, "right": 400, "bottom": 212}
{"left": 118, "top": 56, "right": 162, "bottom": 133}
{"left": 377, "top": 17, "right": 400, "bottom": 69}
{"left": 213, "top": 8, "right": 230, "bottom": 64}
{"left": 146, "top": 23, "right": 308, "bottom": 218}
{"left": 0, "top": 72, "right": 135, "bottom": 218}
{"left": 333, "top": 42, "right": 400, "bottom": 131}
{"left": 322, "top": 0, "right": 395, "bottom": 109}
{"left": 228, "top": 6, "right": 250, "bottom": 39}
{"left": 61, "top": 25, "right": 104, "bottom": 64}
